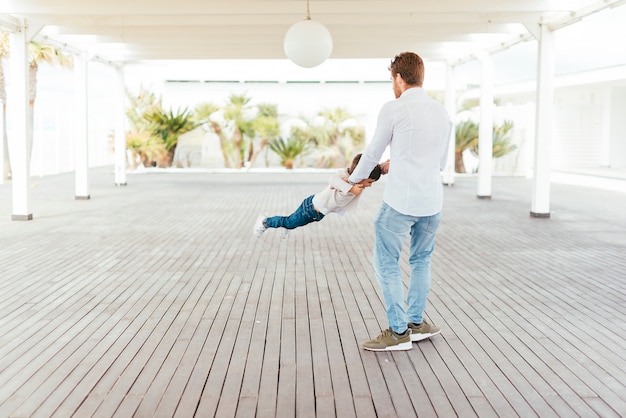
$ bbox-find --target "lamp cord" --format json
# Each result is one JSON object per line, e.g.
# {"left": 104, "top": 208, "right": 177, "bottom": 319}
{"left": 306, "top": 0, "right": 311, "bottom": 20}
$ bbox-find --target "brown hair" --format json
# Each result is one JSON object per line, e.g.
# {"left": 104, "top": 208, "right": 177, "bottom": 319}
{"left": 389, "top": 52, "right": 424, "bottom": 86}
{"left": 348, "top": 153, "right": 382, "bottom": 181}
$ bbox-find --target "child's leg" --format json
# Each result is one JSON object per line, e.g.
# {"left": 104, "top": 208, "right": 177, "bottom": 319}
{"left": 265, "top": 195, "right": 324, "bottom": 229}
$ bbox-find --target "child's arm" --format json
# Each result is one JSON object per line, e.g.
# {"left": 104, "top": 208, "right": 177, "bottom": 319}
{"left": 347, "top": 182, "right": 365, "bottom": 196}
{"left": 329, "top": 172, "right": 363, "bottom": 195}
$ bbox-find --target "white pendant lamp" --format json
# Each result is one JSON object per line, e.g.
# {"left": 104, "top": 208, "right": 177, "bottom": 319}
{"left": 284, "top": 0, "right": 333, "bottom": 68}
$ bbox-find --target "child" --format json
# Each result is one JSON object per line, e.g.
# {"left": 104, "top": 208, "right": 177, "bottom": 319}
{"left": 253, "top": 154, "right": 382, "bottom": 238}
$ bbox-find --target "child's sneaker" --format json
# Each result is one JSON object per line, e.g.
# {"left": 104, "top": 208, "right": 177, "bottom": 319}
{"left": 253, "top": 215, "right": 267, "bottom": 238}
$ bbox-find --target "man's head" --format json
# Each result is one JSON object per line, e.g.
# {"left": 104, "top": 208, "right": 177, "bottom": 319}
{"left": 389, "top": 52, "right": 424, "bottom": 98}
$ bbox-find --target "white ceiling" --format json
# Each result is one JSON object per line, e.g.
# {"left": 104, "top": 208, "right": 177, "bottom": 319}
{"left": 2, "top": 0, "right": 617, "bottom": 65}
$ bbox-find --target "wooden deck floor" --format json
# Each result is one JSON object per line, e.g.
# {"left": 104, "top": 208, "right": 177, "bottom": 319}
{"left": 0, "top": 168, "right": 625, "bottom": 418}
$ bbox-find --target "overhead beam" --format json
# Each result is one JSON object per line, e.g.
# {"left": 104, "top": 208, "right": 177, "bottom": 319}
{"left": 0, "top": 14, "right": 20, "bottom": 32}
{"left": 4, "top": 1, "right": 582, "bottom": 15}
{"left": 452, "top": 1, "right": 624, "bottom": 67}
{"left": 40, "top": 23, "right": 526, "bottom": 38}
{"left": 21, "top": 13, "right": 542, "bottom": 27}
{"left": 546, "top": 0, "right": 626, "bottom": 30}
{"left": 44, "top": 30, "right": 520, "bottom": 46}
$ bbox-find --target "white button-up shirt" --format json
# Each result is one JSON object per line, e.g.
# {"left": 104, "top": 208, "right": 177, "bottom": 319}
{"left": 348, "top": 87, "right": 452, "bottom": 216}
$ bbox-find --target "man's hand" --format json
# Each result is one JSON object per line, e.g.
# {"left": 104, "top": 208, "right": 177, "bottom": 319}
{"left": 380, "top": 159, "right": 390, "bottom": 175}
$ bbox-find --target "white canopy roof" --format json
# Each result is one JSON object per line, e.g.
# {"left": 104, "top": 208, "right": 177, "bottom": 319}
{"left": 3, "top": 0, "right": 622, "bottom": 64}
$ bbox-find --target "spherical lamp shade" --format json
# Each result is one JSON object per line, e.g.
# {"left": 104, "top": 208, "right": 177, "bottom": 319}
{"left": 284, "top": 19, "right": 333, "bottom": 68}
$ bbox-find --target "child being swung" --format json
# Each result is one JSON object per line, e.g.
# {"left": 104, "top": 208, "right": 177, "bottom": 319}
{"left": 253, "top": 154, "right": 382, "bottom": 238}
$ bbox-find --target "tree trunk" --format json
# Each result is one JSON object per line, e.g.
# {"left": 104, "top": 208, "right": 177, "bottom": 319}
{"left": 211, "top": 122, "right": 231, "bottom": 168}
{"left": 2, "top": 103, "right": 10, "bottom": 180}
{"left": 0, "top": 64, "right": 10, "bottom": 180}
{"left": 455, "top": 150, "right": 466, "bottom": 174}
{"left": 27, "top": 64, "right": 37, "bottom": 167}
{"left": 232, "top": 128, "right": 243, "bottom": 168}
{"left": 247, "top": 138, "right": 268, "bottom": 168}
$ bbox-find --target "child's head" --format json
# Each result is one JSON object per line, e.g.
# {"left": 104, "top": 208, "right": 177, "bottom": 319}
{"left": 348, "top": 153, "right": 382, "bottom": 181}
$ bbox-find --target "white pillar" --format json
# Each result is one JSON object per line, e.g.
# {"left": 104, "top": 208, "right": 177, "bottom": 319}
{"left": 442, "top": 63, "right": 456, "bottom": 186}
{"left": 477, "top": 51, "right": 493, "bottom": 199}
{"left": 599, "top": 86, "right": 611, "bottom": 167}
{"left": 74, "top": 51, "right": 90, "bottom": 199}
{"left": 0, "top": 102, "right": 5, "bottom": 185}
{"left": 7, "top": 22, "right": 32, "bottom": 220}
{"left": 114, "top": 66, "right": 127, "bottom": 186}
{"left": 531, "top": 23, "right": 554, "bottom": 218}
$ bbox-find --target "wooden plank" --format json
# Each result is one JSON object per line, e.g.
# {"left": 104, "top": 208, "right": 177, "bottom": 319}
{"left": 17, "top": 268, "right": 159, "bottom": 417}
{"left": 214, "top": 247, "right": 265, "bottom": 418}
{"left": 1, "top": 268, "right": 178, "bottom": 417}
{"left": 274, "top": 245, "right": 297, "bottom": 418}
{"left": 314, "top": 254, "right": 359, "bottom": 418}
{"left": 255, "top": 241, "right": 286, "bottom": 418}
{"left": 0, "top": 169, "right": 625, "bottom": 418}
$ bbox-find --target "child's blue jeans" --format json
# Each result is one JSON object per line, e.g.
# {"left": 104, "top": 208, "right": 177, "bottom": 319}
{"left": 265, "top": 195, "right": 325, "bottom": 229}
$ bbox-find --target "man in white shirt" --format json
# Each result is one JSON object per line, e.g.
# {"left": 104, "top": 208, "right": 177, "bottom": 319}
{"left": 348, "top": 52, "right": 452, "bottom": 351}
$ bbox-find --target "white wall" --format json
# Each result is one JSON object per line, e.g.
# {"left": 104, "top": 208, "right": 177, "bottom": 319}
{"left": 491, "top": 83, "right": 626, "bottom": 174}
{"left": 610, "top": 87, "right": 626, "bottom": 167}
{"left": 24, "top": 58, "right": 626, "bottom": 175}
{"left": 31, "top": 61, "right": 117, "bottom": 177}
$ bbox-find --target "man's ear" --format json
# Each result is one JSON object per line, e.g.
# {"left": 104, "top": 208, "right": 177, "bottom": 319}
{"left": 394, "top": 72, "right": 406, "bottom": 87}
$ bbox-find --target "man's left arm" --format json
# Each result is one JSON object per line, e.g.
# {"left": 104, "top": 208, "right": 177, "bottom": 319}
{"left": 439, "top": 119, "right": 453, "bottom": 171}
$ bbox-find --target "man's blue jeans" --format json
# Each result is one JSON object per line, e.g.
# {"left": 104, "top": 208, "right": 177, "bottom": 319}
{"left": 373, "top": 202, "right": 442, "bottom": 334}
{"left": 265, "top": 195, "right": 325, "bottom": 229}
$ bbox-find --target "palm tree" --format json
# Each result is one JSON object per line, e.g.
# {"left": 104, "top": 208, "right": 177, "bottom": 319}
{"left": 311, "top": 107, "right": 365, "bottom": 168}
{"left": 455, "top": 120, "right": 479, "bottom": 173}
{"left": 198, "top": 94, "right": 276, "bottom": 169}
{"left": 468, "top": 120, "right": 517, "bottom": 159}
{"left": 125, "top": 86, "right": 165, "bottom": 167}
{"left": 0, "top": 37, "right": 75, "bottom": 178}
{"left": 481, "top": 120, "right": 517, "bottom": 158}
{"left": 268, "top": 135, "right": 309, "bottom": 169}
{"left": 455, "top": 119, "right": 517, "bottom": 173}
{"left": 250, "top": 103, "right": 279, "bottom": 167}
{"left": 194, "top": 102, "right": 232, "bottom": 167}
{"left": 223, "top": 93, "right": 255, "bottom": 168}
{"left": 27, "top": 41, "right": 73, "bottom": 161}
{"left": 143, "top": 107, "right": 198, "bottom": 167}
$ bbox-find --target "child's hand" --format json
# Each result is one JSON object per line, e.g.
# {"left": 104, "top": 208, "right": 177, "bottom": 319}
{"left": 350, "top": 184, "right": 364, "bottom": 196}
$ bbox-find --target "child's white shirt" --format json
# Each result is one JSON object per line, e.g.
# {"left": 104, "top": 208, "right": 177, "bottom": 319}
{"left": 312, "top": 168, "right": 363, "bottom": 216}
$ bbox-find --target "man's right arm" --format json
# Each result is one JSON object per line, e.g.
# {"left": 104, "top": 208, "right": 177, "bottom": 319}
{"left": 348, "top": 104, "right": 393, "bottom": 183}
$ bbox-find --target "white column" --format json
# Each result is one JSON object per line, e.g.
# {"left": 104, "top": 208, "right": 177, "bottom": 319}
{"left": 114, "top": 66, "right": 127, "bottom": 186}
{"left": 74, "top": 50, "right": 90, "bottom": 199}
{"left": 7, "top": 22, "right": 32, "bottom": 220}
{"left": 599, "top": 86, "right": 611, "bottom": 167}
{"left": 531, "top": 23, "right": 554, "bottom": 218}
{"left": 0, "top": 101, "right": 5, "bottom": 185}
{"left": 442, "top": 63, "right": 456, "bottom": 186}
{"left": 477, "top": 51, "right": 493, "bottom": 199}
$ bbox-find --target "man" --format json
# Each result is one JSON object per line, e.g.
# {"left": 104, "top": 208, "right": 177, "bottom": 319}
{"left": 347, "top": 52, "right": 452, "bottom": 351}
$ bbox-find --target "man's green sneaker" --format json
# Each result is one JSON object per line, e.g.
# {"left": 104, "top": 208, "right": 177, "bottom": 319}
{"left": 408, "top": 320, "right": 441, "bottom": 342}
{"left": 362, "top": 328, "right": 412, "bottom": 351}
